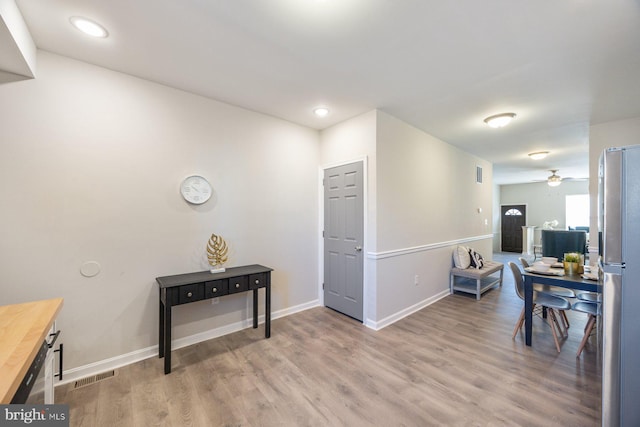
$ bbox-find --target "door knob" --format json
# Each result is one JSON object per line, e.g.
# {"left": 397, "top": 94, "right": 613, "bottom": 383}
{"left": 355, "top": 246, "right": 362, "bottom": 252}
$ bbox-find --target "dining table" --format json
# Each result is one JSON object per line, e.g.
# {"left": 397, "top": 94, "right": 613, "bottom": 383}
{"left": 522, "top": 267, "right": 602, "bottom": 346}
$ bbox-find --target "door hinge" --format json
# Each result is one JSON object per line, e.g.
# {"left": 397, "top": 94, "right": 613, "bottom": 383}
{"left": 322, "top": 230, "right": 325, "bottom": 238}
{"left": 322, "top": 283, "right": 324, "bottom": 290}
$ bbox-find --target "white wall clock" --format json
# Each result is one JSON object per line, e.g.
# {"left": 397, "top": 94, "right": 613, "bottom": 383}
{"left": 180, "top": 175, "right": 212, "bottom": 205}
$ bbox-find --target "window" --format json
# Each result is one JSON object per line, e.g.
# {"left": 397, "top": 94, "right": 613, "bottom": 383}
{"left": 566, "top": 194, "right": 589, "bottom": 229}
{"left": 505, "top": 208, "right": 522, "bottom": 216}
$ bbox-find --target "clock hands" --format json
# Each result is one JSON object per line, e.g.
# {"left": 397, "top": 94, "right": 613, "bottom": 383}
{"left": 181, "top": 176, "right": 211, "bottom": 204}
{"left": 190, "top": 185, "right": 210, "bottom": 194}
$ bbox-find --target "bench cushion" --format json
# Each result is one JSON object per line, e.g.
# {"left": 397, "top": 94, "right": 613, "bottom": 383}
{"left": 450, "top": 260, "right": 503, "bottom": 279}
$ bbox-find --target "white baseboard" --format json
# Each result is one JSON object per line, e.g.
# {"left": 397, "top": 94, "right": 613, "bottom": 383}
{"left": 57, "top": 299, "right": 321, "bottom": 387}
{"left": 364, "top": 289, "right": 450, "bottom": 330}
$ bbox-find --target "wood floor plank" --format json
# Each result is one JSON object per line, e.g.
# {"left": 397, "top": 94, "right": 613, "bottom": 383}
{"left": 94, "top": 365, "right": 133, "bottom": 427}
{"left": 55, "top": 253, "right": 600, "bottom": 426}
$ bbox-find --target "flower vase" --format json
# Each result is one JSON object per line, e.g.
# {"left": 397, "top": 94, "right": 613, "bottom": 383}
{"left": 563, "top": 261, "right": 579, "bottom": 276}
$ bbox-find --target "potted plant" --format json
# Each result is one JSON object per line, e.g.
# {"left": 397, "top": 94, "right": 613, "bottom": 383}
{"left": 563, "top": 252, "right": 583, "bottom": 275}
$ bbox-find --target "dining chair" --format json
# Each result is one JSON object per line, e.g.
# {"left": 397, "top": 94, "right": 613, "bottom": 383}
{"left": 519, "top": 257, "right": 574, "bottom": 330}
{"left": 576, "top": 291, "right": 601, "bottom": 303}
{"left": 509, "top": 262, "right": 572, "bottom": 352}
{"left": 572, "top": 301, "right": 601, "bottom": 357}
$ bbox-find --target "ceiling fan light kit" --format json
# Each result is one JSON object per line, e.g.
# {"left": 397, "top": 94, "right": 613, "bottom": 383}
{"left": 483, "top": 112, "right": 516, "bottom": 128}
{"left": 547, "top": 169, "right": 562, "bottom": 187}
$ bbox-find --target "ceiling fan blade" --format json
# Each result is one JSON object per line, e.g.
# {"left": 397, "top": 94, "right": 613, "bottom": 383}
{"left": 563, "top": 177, "right": 588, "bottom": 181}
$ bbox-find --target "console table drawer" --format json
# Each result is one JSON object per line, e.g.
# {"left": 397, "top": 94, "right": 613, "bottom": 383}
{"left": 178, "top": 284, "right": 204, "bottom": 305}
{"left": 229, "top": 276, "right": 248, "bottom": 294}
{"left": 249, "top": 273, "right": 267, "bottom": 289}
{"left": 205, "top": 279, "right": 228, "bottom": 298}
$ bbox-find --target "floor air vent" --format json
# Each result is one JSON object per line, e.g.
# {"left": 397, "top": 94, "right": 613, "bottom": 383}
{"left": 73, "top": 370, "right": 117, "bottom": 389}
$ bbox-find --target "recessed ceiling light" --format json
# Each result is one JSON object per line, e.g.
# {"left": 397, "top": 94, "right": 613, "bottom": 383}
{"left": 69, "top": 16, "right": 109, "bottom": 38}
{"left": 484, "top": 112, "right": 516, "bottom": 128}
{"left": 313, "top": 107, "right": 330, "bottom": 118}
{"left": 528, "top": 151, "right": 549, "bottom": 160}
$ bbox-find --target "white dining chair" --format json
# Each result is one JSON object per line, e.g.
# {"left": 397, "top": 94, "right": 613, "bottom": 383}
{"left": 519, "top": 257, "right": 574, "bottom": 331}
{"left": 572, "top": 301, "right": 601, "bottom": 357}
{"left": 509, "top": 262, "right": 572, "bottom": 352}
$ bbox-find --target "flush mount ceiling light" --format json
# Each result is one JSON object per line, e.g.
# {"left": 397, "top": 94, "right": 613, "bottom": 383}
{"left": 69, "top": 16, "right": 109, "bottom": 38}
{"left": 483, "top": 112, "right": 516, "bottom": 128}
{"left": 528, "top": 151, "right": 549, "bottom": 160}
{"left": 313, "top": 107, "right": 330, "bottom": 117}
{"left": 547, "top": 169, "right": 562, "bottom": 187}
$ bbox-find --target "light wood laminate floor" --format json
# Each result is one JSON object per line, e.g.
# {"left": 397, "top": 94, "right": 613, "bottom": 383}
{"left": 56, "top": 254, "right": 601, "bottom": 426}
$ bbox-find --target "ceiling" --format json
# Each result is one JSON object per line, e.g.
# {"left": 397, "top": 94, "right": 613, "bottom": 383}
{"left": 5, "top": 0, "right": 640, "bottom": 184}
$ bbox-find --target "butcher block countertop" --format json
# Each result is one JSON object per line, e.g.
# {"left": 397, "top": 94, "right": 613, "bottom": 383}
{"left": 0, "top": 298, "right": 63, "bottom": 403}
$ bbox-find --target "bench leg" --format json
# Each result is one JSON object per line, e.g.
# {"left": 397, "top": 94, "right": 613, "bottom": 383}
{"left": 499, "top": 268, "right": 504, "bottom": 287}
{"left": 450, "top": 273, "right": 454, "bottom": 294}
{"left": 476, "top": 278, "right": 481, "bottom": 300}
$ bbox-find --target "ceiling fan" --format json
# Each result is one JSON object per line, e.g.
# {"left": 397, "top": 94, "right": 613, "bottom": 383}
{"left": 531, "top": 169, "right": 588, "bottom": 186}
{"left": 547, "top": 169, "right": 562, "bottom": 187}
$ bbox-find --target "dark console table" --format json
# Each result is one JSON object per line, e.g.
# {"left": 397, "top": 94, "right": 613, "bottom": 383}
{"left": 156, "top": 264, "right": 272, "bottom": 374}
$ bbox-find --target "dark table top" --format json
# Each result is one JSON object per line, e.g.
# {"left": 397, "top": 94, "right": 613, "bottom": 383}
{"left": 156, "top": 264, "right": 273, "bottom": 288}
{"left": 522, "top": 269, "right": 601, "bottom": 292}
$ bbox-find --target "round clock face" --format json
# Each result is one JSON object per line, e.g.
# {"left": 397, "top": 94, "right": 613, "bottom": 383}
{"left": 180, "top": 175, "right": 212, "bottom": 205}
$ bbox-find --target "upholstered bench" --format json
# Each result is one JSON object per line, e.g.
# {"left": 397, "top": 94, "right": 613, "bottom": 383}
{"left": 450, "top": 260, "right": 504, "bottom": 300}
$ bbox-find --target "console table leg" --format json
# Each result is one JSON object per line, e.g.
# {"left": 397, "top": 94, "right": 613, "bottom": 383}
{"left": 253, "top": 289, "right": 259, "bottom": 329}
{"left": 164, "top": 304, "right": 172, "bottom": 374}
{"left": 159, "top": 299, "right": 165, "bottom": 358}
{"left": 265, "top": 283, "right": 271, "bottom": 338}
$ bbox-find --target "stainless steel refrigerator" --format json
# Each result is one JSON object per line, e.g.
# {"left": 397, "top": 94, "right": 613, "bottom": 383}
{"left": 599, "top": 144, "right": 640, "bottom": 427}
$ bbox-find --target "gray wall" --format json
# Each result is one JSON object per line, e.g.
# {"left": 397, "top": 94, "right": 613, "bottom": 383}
{"left": 499, "top": 180, "right": 589, "bottom": 248}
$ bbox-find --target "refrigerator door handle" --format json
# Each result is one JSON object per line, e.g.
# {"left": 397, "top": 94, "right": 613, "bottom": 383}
{"left": 603, "top": 271, "right": 622, "bottom": 427}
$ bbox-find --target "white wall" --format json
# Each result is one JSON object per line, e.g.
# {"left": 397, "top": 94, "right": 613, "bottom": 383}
{"left": 0, "top": 51, "right": 320, "bottom": 371}
{"left": 0, "top": 51, "right": 501, "bottom": 375}
{"left": 589, "top": 116, "right": 640, "bottom": 248}
{"left": 374, "top": 111, "right": 493, "bottom": 323}
{"left": 492, "top": 184, "right": 501, "bottom": 252}
{"left": 320, "top": 110, "right": 377, "bottom": 251}
{"left": 500, "top": 180, "right": 589, "bottom": 247}
{"left": 319, "top": 110, "right": 378, "bottom": 321}
{"left": 319, "top": 110, "right": 494, "bottom": 328}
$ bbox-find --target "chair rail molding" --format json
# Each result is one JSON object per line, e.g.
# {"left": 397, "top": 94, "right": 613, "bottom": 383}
{"left": 367, "top": 234, "right": 493, "bottom": 260}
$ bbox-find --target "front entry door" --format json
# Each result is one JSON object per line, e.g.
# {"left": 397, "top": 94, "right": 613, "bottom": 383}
{"left": 501, "top": 204, "right": 526, "bottom": 252}
{"left": 324, "top": 162, "right": 364, "bottom": 321}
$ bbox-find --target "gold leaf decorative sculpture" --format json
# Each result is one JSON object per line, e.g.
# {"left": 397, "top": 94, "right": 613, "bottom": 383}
{"left": 207, "top": 233, "right": 229, "bottom": 273}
